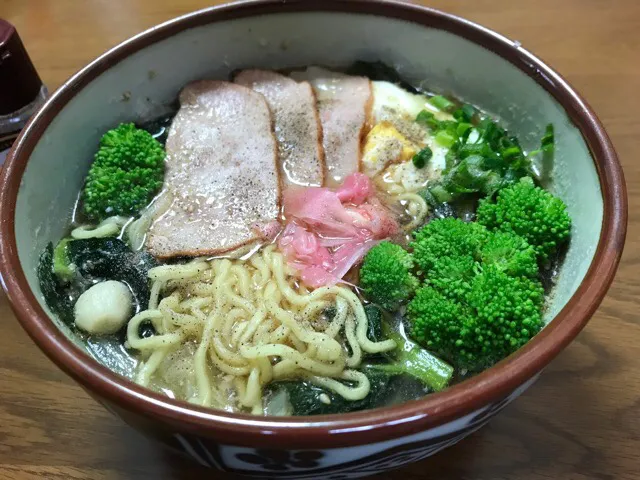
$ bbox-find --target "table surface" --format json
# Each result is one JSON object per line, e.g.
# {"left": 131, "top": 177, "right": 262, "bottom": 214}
{"left": 2, "top": 1, "right": 640, "bottom": 479}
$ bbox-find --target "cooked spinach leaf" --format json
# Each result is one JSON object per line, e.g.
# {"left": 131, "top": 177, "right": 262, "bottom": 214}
{"left": 37, "top": 243, "right": 76, "bottom": 325}
{"left": 66, "top": 237, "right": 157, "bottom": 311}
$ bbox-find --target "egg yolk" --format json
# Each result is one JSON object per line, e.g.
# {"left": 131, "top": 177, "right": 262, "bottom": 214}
{"left": 362, "top": 122, "right": 419, "bottom": 175}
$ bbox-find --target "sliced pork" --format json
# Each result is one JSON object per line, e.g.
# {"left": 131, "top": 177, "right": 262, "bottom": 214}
{"left": 235, "top": 69, "right": 325, "bottom": 187}
{"left": 146, "top": 80, "right": 280, "bottom": 258}
{"left": 290, "top": 67, "right": 372, "bottom": 187}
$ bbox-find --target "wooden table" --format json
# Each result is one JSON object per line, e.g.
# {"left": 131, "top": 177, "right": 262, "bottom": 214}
{"left": 2, "top": 1, "right": 639, "bottom": 478}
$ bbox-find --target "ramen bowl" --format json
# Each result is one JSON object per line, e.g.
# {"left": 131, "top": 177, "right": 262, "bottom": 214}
{"left": 0, "top": 1, "right": 626, "bottom": 477}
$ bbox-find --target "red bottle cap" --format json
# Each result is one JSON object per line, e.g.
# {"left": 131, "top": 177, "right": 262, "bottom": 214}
{"left": 0, "top": 19, "right": 43, "bottom": 116}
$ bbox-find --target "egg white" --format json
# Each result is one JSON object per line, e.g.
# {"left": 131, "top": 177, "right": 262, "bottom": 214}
{"left": 371, "top": 81, "right": 453, "bottom": 125}
{"left": 366, "top": 81, "right": 452, "bottom": 175}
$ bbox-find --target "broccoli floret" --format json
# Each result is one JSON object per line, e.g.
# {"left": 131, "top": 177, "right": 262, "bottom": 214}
{"left": 477, "top": 176, "right": 571, "bottom": 260}
{"left": 402, "top": 195, "right": 557, "bottom": 373}
{"left": 427, "top": 254, "right": 479, "bottom": 301}
{"left": 406, "top": 286, "right": 475, "bottom": 368}
{"left": 410, "top": 218, "right": 487, "bottom": 273}
{"left": 480, "top": 231, "right": 539, "bottom": 278}
{"left": 83, "top": 123, "right": 165, "bottom": 221}
{"left": 407, "top": 268, "right": 544, "bottom": 373}
{"left": 412, "top": 213, "right": 542, "bottom": 285}
{"left": 360, "top": 241, "right": 418, "bottom": 311}
{"left": 466, "top": 266, "right": 544, "bottom": 367}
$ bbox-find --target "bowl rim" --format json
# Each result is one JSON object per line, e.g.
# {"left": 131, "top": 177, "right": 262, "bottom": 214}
{"left": 0, "top": 0, "right": 627, "bottom": 449}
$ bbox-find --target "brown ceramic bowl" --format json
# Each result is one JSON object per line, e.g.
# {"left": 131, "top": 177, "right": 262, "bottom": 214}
{"left": 0, "top": 1, "right": 627, "bottom": 478}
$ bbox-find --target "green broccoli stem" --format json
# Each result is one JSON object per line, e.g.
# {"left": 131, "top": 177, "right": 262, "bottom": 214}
{"left": 52, "top": 238, "right": 75, "bottom": 282}
{"left": 369, "top": 330, "right": 453, "bottom": 392}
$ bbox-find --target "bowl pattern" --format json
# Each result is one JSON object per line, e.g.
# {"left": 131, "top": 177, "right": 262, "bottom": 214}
{"left": 0, "top": 0, "right": 625, "bottom": 477}
{"left": 100, "top": 376, "right": 536, "bottom": 478}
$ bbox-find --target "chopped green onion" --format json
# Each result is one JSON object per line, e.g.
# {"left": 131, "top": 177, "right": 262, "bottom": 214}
{"left": 527, "top": 149, "right": 541, "bottom": 157}
{"left": 534, "top": 123, "right": 555, "bottom": 185}
{"left": 429, "top": 95, "right": 456, "bottom": 112}
{"left": 501, "top": 146, "right": 523, "bottom": 161}
{"left": 479, "top": 119, "right": 502, "bottom": 146}
{"left": 420, "top": 107, "right": 544, "bottom": 204}
{"left": 418, "top": 187, "right": 436, "bottom": 206}
{"left": 458, "top": 142, "right": 493, "bottom": 159}
{"left": 416, "top": 110, "right": 434, "bottom": 123}
{"left": 444, "top": 148, "right": 458, "bottom": 170}
{"left": 541, "top": 123, "right": 554, "bottom": 152}
{"left": 415, "top": 110, "right": 439, "bottom": 130}
{"left": 429, "top": 184, "right": 454, "bottom": 203}
{"left": 437, "top": 120, "right": 458, "bottom": 133}
{"left": 453, "top": 104, "right": 476, "bottom": 122}
{"left": 456, "top": 122, "right": 472, "bottom": 138}
{"left": 412, "top": 146, "right": 433, "bottom": 169}
{"left": 435, "top": 130, "right": 456, "bottom": 148}
{"left": 466, "top": 128, "right": 481, "bottom": 144}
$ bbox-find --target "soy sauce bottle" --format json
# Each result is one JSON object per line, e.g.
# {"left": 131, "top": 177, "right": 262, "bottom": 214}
{"left": 0, "top": 19, "right": 47, "bottom": 165}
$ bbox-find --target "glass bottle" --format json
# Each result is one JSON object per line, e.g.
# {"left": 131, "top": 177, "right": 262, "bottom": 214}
{"left": 0, "top": 18, "right": 48, "bottom": 165}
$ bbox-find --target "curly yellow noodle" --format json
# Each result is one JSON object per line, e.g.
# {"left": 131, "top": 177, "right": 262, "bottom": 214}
{"left": 372, "top": 160, "right": 430, "bottom": 230}
{"left": 339, "top": 290, "right": 397, "bottom": 354}
{"left": 185, "top": 307, "right": 207, "bottom": 336}
{"left": 265, "top": 300, "right": 342, "bottom": 361}
{"left": 301, "top": 300, "right": 329, "bottom": 323}
{"left": 180, "top": 296, "right": 213, "bottom": 311}
{"left": 222, "top": 309, "right": 246, "bottom": 340}
{"left": 71, "top": 215, "right": 130, "bottom": 240}
{"left": 238, "top": 367, "right": 261, "bottom": 410}
{"left": 287, "top": 332, "right": 307, "bottom": 354}
{"left": 127, "top": 310, "right": 183, "bottom": 352}
{"left": 268, "top": 324, "right": 289, "bottom": 344}
{"left": 249, "top": 255, "right": 270, "bottom": 289}
{"left": 228, "top": 292, "right": 256, "bottom": 314}
{"left": 128, "top": 245, "right": 396, "bottom": 414}
{"left": 396, "top": 192, "right": 428, "bottom": 230}
{"left": 193, "top": 308, "right": 219, "bottom": 406}
{"left": 310, "top": 370, "right": 371, "bottom": 401}
{"left": 231, "top": 265, "right": 252, "bottom": 299}
{"left": 238, "top": 309, "right": 267, "bottom": 345}
{"left": 209, "top": 345, "right": 251, "bottom": 377}
{"left": 148, "top": 279, "right": 166, "bottom": 310}
{"left": 149, "top": 260, "right": 208, "bottom": 283}
{"left": 254, "top": 357, "right": 273, "bottom": 384}
{"left": 213, "top": 335, "right": 248, "bottom": 367}
{"left": 231, "top": 322, "right": 250, "bottom": 348}
{"left": 135, "top": 347, "right": 171, "bottom": 385}
{"left": 253, "top": 319, "right": 275, "bottom": 346}
{"left": 325, "top": 297, "right": 349, "bottom": 338}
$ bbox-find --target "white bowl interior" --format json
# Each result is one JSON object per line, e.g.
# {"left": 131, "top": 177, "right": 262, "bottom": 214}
{"left": 14, "top": 11, "right": 602, "bottom": 350}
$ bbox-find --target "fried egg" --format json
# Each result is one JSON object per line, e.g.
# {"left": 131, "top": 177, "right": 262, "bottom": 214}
{"left": 362, "top": 81, "right": 453, "bottom": 188}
